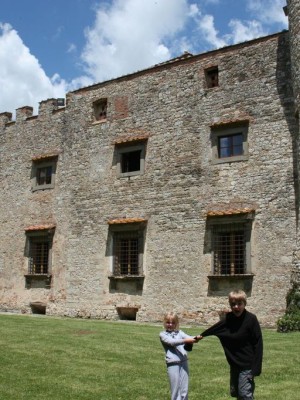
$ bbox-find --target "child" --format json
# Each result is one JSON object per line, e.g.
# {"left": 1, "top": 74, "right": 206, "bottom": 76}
{"left": 159, "top": 312, "right": 200, "bottom": 400}
{"left": 199, "top": 290, "right": 263, "bottom": 399}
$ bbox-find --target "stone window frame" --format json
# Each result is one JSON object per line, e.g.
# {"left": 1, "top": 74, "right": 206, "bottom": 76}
{"left": 211, "top": 123, "right": 249, "bottom": 164}
{"left": 116, "top": 142, "right": 146, "bottom": 178}
{"left": 207, "top": 213, "right": 253, "bottom": 277}
{"left": 31, "top": 157, "right": 57, "bottom": 191}
{"left": 93, "top": 98, "right": 108, "bottom": 122}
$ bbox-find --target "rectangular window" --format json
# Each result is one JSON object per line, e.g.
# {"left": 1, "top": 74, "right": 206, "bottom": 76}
{"left": 205, "top": 67, "right": 219, "bottom": 88}
{"left": 32, "top": 158, "right": 57, "bottom": 191}
{"left": 26, "top": 229, "right": 54, "bottom": 275}
{"left": 218, "top": 133, "right": 243, "bottom": 158}
{"left": 93, "top": 98, "right": 107, "bottom": 122}
{"left": 109, "top": 222, "right": 145, "bottom": 277}
{"left": 36, "top": 165, "right": 53, "bottom": 186}
{"left": 114, "top": 232, "right": 140, "bottom": 275}
{"left": 29, "top": 239, "right": 50, "bottom": 274}
{"left": 121, "top": 150, "right": 141, "bottom": 173}
{"left": 208, "top": 215, "right": 252, "bottom": 276}
{"left": 212, "top": 224, "right": 245, "bottom": 275}
{"left": 211, "top": 124, "right": 249, "bottom": 164}
{"left": 116, "top": 143, "right": 146, "bottom": 177}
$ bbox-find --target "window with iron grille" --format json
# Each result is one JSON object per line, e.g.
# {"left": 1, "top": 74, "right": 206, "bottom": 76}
{"left": 113, "top": 231, "right": 143, "bottom": 276}
{"left": 209, "top": 219, "right": 252, "bottom": 275}
{"left": 29, "top": 239, "right": 49, "bottom": 274}
{"left": 26, "top": 231, "right": 53, "bottom": 275}
{"left": 116, "top": 143, "right": 146, "bottom": 177}
{"left": 32, "top": 159, "right": 57, "bottom": 191}
{"left": 210, "top": 220, "right": 251, "bottom": 275}
{"left": 211, "top": 124, "right": 249, "bottom": 164}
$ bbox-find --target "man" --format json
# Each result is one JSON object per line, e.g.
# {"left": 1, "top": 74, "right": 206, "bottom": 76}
{"left": 200, "top": 290, "right": 263, "bottom": 399}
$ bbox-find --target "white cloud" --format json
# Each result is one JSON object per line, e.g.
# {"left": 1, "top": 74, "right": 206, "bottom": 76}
{"left": 223, "top": 0, "right": 288, "bottom": 46}
{"left": 197, "top": 14, "right": 227, "bottom": 49}
{"left": 80, "top": 0, "right": 190, "bottom": 83}
{"left": 0, "top": 23, "right": 67, "bottom": 116}
{"left": 227, "top": 19, "right": 266, "bottom": 43}
{"left": 246, "top": 0, "right": 288, "bottom": 26}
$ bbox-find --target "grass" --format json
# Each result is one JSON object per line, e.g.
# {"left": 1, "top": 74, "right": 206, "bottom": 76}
{"left": 0, "top": 314, "right": 299, "bottom": 399}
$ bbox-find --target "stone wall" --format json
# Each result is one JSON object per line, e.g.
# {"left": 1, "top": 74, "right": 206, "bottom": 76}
{"left": 0, "top": 30, "right": 297, "bottom": 327}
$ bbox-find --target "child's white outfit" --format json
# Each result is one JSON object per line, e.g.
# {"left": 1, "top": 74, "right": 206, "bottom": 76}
{"left": 160, "top": 329, "right": 194, "bottom": 400}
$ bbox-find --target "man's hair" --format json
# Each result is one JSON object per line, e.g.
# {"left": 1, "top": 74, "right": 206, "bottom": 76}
{"left": 163, "top": 312, "right": 179, "bottom": 330}
{"left": 228, "top": 289, "right": 247, "bottom": 305}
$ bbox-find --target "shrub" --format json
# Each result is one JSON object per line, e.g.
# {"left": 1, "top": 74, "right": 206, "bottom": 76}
{"left": 277, "top": 283, "right": 300, "bottom": 332}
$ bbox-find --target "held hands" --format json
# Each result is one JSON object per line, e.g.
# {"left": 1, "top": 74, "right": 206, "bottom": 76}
{"left": 184, "top": 335, "right": 203, "bottom": 345}
{"left": 193, "top": 335, "right": 203, "bottom": 342}
{"left": 183, "top": 335, "right": 203, "bottom": 352}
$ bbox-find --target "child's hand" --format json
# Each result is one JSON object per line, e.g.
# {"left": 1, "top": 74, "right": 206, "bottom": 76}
{"left": 194, "top": 335, "right": 203, "bottom": 342}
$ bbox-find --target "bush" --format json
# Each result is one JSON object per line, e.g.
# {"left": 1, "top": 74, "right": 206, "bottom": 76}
{"left": 277, "top": 313, "right": 300, "bottom": 332}
{"left": 277, "top": 283, "right": 300, "bottom": 332}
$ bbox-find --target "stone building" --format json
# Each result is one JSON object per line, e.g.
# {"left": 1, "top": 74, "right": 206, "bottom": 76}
{"left": 0, "top": 1, "right": 299, "bottom": 326}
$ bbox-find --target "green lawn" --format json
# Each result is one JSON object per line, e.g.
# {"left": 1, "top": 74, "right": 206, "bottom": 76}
{"left": 0, "top": 314, "right": 299, "bottom": 399}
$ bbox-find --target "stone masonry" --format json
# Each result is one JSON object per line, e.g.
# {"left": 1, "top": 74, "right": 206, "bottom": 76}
{"left": 0, "top": 1, "right": 299, "bottom": 327}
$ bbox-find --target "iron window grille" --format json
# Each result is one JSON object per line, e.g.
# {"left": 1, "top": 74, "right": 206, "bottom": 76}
{"left": 212, "top": 223, "right": 247, "bottom": 275}
{"left": 113, "top": 231, "right": 143, "bottom": 276}
{"left": 27, "top": 232, "right": 53, "bottom": 275}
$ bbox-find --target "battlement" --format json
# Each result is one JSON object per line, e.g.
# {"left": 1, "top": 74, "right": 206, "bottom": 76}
{"left": 0, "top": 98, "right": 66, "bottom": 127}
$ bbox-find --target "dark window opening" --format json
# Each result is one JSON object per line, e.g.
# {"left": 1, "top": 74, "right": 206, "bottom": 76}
{"left": 121, "top": 150, "right": 141, "bottom": 173}
{"left": 206, "top": 67, "right": 219, "bottom": 88}
{"left": 212, "top": 224, "right": 246, "bottom": 275}
{"left": 94, "top": 99, "right": 107, "bottom": 121}
{"left": 218, "top": 133, "right": 243, "bottom": 158}
{"left": 37, "top": 166, "right": 52, "bottom": 186}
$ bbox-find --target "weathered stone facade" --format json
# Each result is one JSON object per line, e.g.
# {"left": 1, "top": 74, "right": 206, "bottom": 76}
{"left": 0, "top": 1, "right": 299, "bottom": 326}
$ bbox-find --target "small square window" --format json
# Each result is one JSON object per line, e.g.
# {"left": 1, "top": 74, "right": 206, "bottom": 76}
{"left": 93, "top": 99, "right": 107, "bottom": 122}
{"left": 116, "top": 144, "right": 145, "bottom": 177}
{"left": 211, "top": 124, "right": 249, "bottom": 164}
{"left": 205, "top": 67, "right": 219, "bottom": 88}
{"left": 32, "top": 159, "right": 57, "bottom": 191}
{"left": 218, "top": 133, "right": 243, "bottom": 158}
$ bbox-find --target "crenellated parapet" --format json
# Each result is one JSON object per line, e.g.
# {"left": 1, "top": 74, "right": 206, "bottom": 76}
{"left": 0, "top": 98, "right": 66, "bottom": 131}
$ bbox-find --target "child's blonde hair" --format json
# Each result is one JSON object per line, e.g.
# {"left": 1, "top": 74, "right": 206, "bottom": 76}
{"left": 228, "top": 289, "right": 247, "bottom": 305}
{"left": 163, "top": 312, "right": 179, "bottom": 330}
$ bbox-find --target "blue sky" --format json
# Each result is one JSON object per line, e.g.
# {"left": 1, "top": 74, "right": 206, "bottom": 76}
{"left": 0, "top": 0, "right": 288, "bottom": 116}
